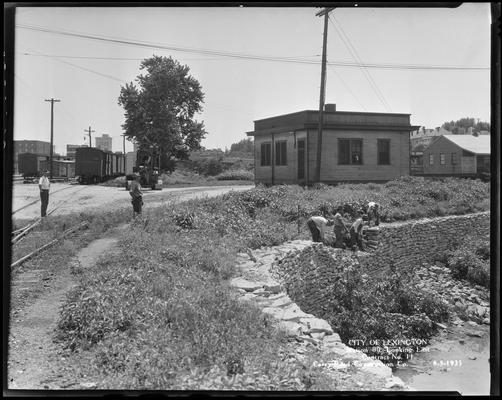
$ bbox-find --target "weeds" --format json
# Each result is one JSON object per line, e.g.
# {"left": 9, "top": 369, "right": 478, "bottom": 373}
{"left": 48, "top": 176, "right": 489, "bottom": 389}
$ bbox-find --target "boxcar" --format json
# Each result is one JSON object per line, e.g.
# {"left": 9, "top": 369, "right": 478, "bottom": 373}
{"left": 39, "top": 159, "right": 76, "bottom": 179}
{"left": 18, "top": 153, "right": 47, "bottom": 182}
{"left": 75, "top": 147, "right": 125, "bottom": 184}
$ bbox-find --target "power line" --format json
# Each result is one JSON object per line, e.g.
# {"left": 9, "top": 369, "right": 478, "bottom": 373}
{"left": 20, "top": 48, "right": 126, "bottom": 83}
{"left": 329, "top": 16, "right": 392, "bottom": 112}
{"left": 17, "top": 24, "right": 320, "bottom": 64}
{"left": 327, "top": 64, "right": 367, "bottom": 111}
{"left": 18, "top": 51, "right": 489, "bottom": 71}
{"left": 16, "top": 25, "right": 489, "bottom": 71}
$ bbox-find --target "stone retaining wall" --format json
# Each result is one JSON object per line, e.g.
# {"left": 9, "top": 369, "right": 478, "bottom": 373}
{"left": 230, "top": 241, "right": 409, "bottom": 390}
{"left": 360, "top": 211, "right": 490, "bottom": 276}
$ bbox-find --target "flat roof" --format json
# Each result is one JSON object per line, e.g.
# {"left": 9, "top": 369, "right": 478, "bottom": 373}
{"left": 254, "top": 109, "right": 412, "bottom": 123}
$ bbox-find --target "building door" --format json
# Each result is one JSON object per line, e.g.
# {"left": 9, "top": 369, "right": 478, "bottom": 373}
{"left": 297, "top": 139, "right": 306, "bottom": 181}
{"left": 461, "top": 156, "right": 475, "bottom": 174}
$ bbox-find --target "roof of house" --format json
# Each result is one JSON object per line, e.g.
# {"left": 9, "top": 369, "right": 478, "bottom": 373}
{"left": 442, "top": 134, "right": 491, "bottom": 155}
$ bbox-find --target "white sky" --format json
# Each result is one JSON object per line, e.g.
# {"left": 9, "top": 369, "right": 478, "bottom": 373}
{"left": 13, "top": 4, "right": 491, "bottom": 155}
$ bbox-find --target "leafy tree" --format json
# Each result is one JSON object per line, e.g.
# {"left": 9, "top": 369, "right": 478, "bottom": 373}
{"left": 118, "top": 55, "right": 207, "bottom": 169}
{"left": 230, "top": 138, "right": 254, "bottom": 154}
{"left": 441, "top": 118, "right": 490, "bottom": 134}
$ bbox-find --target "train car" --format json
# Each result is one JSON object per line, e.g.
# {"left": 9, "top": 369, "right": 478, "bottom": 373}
{"left": 39, "top": 159, "right": 76, "bottom": 180}
{"left": 75, "top": 147, "right": 125, "bottom": 184}
{"left": 18, "top": 153, "right": 47, "bottom": 183}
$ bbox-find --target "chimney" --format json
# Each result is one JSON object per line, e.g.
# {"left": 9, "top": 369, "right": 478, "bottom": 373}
{"left": 324, "top": 103, "right": 336, "bottom": 112}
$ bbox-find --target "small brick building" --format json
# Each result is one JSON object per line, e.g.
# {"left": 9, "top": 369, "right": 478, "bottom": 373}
{"left": 246, "top": 104, "right": 419, "bottom": 185}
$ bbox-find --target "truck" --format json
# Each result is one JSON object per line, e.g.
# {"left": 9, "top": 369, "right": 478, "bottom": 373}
{"left": 126, "top": 148, "right": 162, "bottom": 190}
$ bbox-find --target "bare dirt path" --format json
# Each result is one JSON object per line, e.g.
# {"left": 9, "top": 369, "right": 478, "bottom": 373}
{"left": 12, "top": 183, "right": 253, "bottom": 220}
{"left": 7, "top": 225, "right": 125, "bottom": 390}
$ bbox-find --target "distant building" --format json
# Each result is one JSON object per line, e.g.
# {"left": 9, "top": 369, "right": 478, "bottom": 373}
{"left": 421, "top": 134, "right": 490, "bottom": 177}
{"left": 410, "top": 126, "right": 450, "bottom": 152}
{"left": 95, "top": 134, "right": 112, "bottom": 151}
{"left": 66, "top": 144, "right": 88, "bottom": 158}
{"left": 14, "top": 140, "right": 54, "bottom": 174}
{"left": 246, "top": 104, "right": 419, "bottom": 185}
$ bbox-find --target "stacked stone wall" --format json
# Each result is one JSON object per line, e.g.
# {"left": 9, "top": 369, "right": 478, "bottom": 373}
{"left": 275, "top": 212, "right": 490, "bottom": 324}
{"left": 359, "top": 211, "right": 490, "bottom": 276}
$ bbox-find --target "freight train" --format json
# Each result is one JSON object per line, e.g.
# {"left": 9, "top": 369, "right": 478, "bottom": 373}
{"left": 18, "top": 153, "right": 75, "bottom": 182}
{"left": 75, "top": 147, "right": 125, "bottom": 184}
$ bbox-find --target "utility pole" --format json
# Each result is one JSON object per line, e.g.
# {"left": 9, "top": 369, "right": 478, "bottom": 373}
{"left": 315, "top": 7, "right": 335, "bottom": 183}
{"left": 84, "top": 126, "right": 95, "bottom": 148}
{"left": 45, "top": 98, "right": 61, "bottom": 180}
{"left": 122, "top": 134, "right": 126, "bottom": 155}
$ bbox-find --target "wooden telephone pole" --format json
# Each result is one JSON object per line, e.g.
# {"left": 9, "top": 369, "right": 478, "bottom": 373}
{"left": 44, "top": 98, "right": 60, "bottom": 180}
{"left": 84, "top": 126, "right": 95, "bottom": 148}
{"left": 315, "top": 7, "right": 335, "bottom": 183}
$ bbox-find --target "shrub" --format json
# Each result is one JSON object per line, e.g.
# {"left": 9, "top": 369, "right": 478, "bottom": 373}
{"left": 216, "top": 170, "right": 254, "bottom": 181}
{"left": 444, "top": 245, "right": 490, "bottom": 288}
{"left": 274, "top": 246, "right": 450, "bottom": 363}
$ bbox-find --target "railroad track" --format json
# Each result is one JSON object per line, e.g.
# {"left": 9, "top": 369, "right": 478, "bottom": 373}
{"left": 11, "top": 221, "right": 89, "bottom": 268}
{"left": 11, "top": 186, "right": 88, "bottom": 245}
{"left": 12, "top": 185, "right": 79, "bottom": 215}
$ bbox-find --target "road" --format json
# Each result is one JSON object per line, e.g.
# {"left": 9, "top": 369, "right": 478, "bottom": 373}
{"left": 11, "top": 182, "right": 255, "bottom": 221}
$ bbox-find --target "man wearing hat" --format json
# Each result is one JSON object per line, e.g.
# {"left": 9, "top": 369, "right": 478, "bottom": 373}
{"left": 38, "top": 170, "right": 51, "bottom": 217}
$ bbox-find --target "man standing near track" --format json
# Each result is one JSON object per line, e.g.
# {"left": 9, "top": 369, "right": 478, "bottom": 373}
{"left": 38, "top": 170, "right": 50, "bottom": 217}
{"left": 129, "top": 174, "right": 144, "bottom": 218}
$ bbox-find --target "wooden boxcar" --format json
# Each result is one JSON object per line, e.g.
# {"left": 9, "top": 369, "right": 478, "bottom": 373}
{"left": 75, "top": 147, "right": 125, "bottom": 184}
{"left": 39, "top": 159, "right": 76, "bottom": 180}
{"left": 18, "top": 153, "right": 47, "bottom": 182}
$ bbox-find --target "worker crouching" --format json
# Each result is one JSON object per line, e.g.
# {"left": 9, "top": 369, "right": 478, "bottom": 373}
{"left": 307, "top": 215, "right": 335, "bottom": 244}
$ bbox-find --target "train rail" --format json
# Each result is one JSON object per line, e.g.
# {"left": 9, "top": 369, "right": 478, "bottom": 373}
{"left": 12, "top": 185, "right": 78, "bottom": 215}
{"left": 11, "top": 221, "right": 88, "bottom": 268}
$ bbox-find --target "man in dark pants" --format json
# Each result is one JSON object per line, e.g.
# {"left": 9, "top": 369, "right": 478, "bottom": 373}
{"left": 38, "top": 170, "right": 50, "bottom": 217}
{"left": 349, "top": 210, "right": 366, "bottom": 251}
{"left": 307, "top": 215, "right": 334, "bottom": 243}
{"left": 129, "top": 174, "right": 144, "bottom": 217}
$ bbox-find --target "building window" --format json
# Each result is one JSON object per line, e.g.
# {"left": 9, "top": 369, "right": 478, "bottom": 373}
{"left": 451, "top": 153, "right": 458, "bottom": 165}
{"left": 377, "top": 139, "right": 390, "bottom": 165}
{"left": 275, "top": 141, "right": 287, "bottom": 166}
{"left": 440, "top": 153, "right": 446, "bottom": 165}
{"left": 339, "top": 139, "right": 363, "bottom": 165}
{"left": 429, "top": 154, "right": 434, "bottom": 165}
{"left": 260, "top": 142, "right": 271, "bottom": 166}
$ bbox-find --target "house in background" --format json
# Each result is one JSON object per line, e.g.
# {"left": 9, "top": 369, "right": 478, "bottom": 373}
{"left": 246, "top": 104, "right": 419, "bottom": 185}
{"left": 421, "top": 134, "right": 490, "bottom": 178}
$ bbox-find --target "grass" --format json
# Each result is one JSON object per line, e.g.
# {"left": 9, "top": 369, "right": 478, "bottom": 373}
{"left": 273, "top": 246, "right": 451, "bottom": 363}
{"left": 438, "top": 235, "right": 490, "bottom": 288}
{"left": 101, "top": 172, "right": 254, "bottom": 188}
{"left": 12, "top": 176, "right": 490, "bottom": 389}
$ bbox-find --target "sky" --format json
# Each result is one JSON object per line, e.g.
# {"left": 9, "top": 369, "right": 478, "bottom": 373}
{"left": 12, "top": 4, "right": 491, "bottom": 155}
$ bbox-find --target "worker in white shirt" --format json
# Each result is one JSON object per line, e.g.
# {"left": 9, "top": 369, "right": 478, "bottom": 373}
{"left": 307, "top": 215, "right": 335, "bottom": 243}
{"left": 367, "top": 201, "right": 380, "bottom": 226}
{"left": 38, "top": 170, "right": 50, "bottom": 217}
